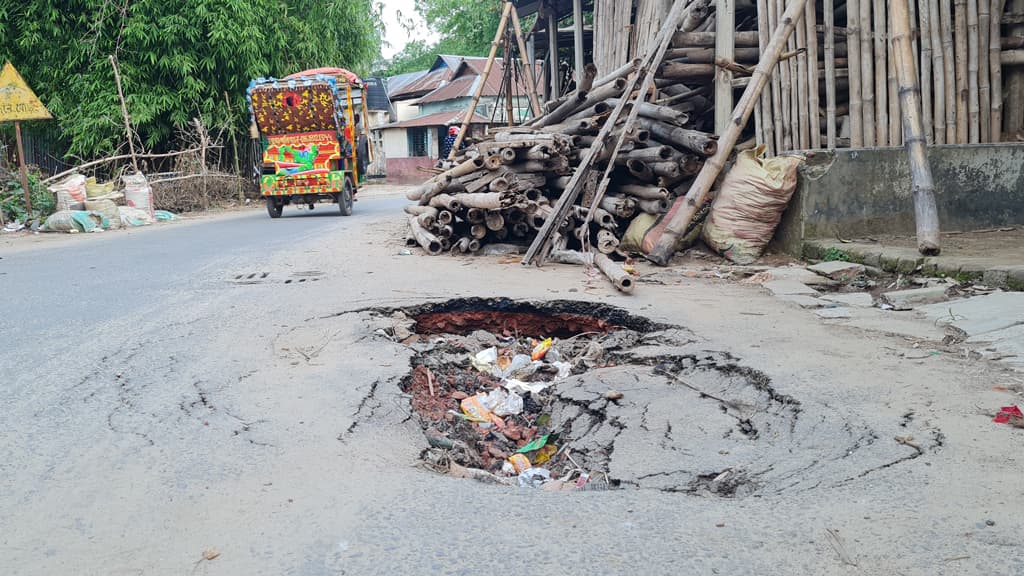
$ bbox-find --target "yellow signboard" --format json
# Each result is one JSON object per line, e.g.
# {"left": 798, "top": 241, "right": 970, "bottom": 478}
{"left": 0, "top": 61, "right": 51, "bottom": 121}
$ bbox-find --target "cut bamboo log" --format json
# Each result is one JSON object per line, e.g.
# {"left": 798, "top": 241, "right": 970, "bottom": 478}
{"left": 891, "top": 0, "right": 942, "bottom": 254}
{"left": 604, "top": 99, "right": 691, "bottom": 126}
{"left": 991, "top": 0, "right": 1007, "bottom": 140}
{"left": 409, "top": 217, "right": 443, "bottom": 255}
{"left": 860, "top": 0, "right": 876, "bottom": 145}
{"left": 942, "top": 0, "right": 959, "bottom": 141}
{"left": 429, "top": 194, "right": 463, "bottom": 212}
{"left": 593, "top": 253, "right": 635, "bottom": 293}
{"left": 465, "top": 207, "right": 485, "bottom": 223}
{"left": 485, "top": 211, "right": 505, "bottom": 231}
{"left": 921, "top": 0, "right": 936, "bottom": 142}
{"left": 954, "top": 0, "right": 970, "bottom": 142}
{"left": 437, "top": 210, "right": 454, "bottom": 225}
{"left": 768, "top": 0, "right": 789, "bottom": 150}
{"left": 596, "top": 229, "right": 620, "bottom": 254}
{"left": 848, "top": 0, "right": 865, "bottom": 146}
{"left": 648, "top": 0, "right": 809, "bottom": 266}
{"left": 458, "top": 192, "right": 516, "bottom": 209}
{"left": 672, "top": 31, "right": 761, "bottom": 47}
{"left": 968, "top": 0, "right": 981, "bottom": 142}
{"left": 409, "top": 175, "right": 452, "bottom": 204}
{"left": 618, "top": 184, "right": 671, "bottom": 200}
{"left": 1005, "top": 0, "right": 1024, "bottom": 137}
{"left": 889, "top": 29, "right": 903, "bottom": 146}
{"left": 634, "top": 118, "right": 719, "bottom": 155}
{"left": 716, "top": 0, "right": 737, "bottom": 135}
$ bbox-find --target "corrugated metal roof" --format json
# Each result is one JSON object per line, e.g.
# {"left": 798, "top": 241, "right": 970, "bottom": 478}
{"left": 377, "top": 109, "right": 491, "bottom": 129}
{"left": 414, "top": 58, "right": 540, "bottom": 105}
{"left": 386, "top": 70, "right": 427, "bottom": 96}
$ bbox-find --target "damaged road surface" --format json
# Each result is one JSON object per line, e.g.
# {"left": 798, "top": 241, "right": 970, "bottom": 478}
{"left": 360, "top": 298, "right": 938, "bottom": 496}
{"left": 3, "top": 200, "right": 1021, "bottom": 576}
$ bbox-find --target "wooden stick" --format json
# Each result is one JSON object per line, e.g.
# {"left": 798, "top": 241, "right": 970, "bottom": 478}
{"left": 408, "top": 217, "right": 443, "bottom": 255}
{"left": 40, "top": 147, "right": 220, "bottom": 185}
{"left": 874, "top": 0, "right": 889, "bottom": 145}
{"left": 991, "top": 0, "right": 1007, "bottom": 140}
{"left": 891, "top": 0, "right": 942, "bottom": 254}
{"left": 109, "top": 55, "right": 139, "bottom": 173}
{"left": 921, "top": 0, "right": 936, "bottom": 142}
{"left": 510, "top": 4, "right": 543, "bottom": 118}
{"left": 847, "top": 0, "right": 865, "bottom": 146}
{"left": 769, "top": 0, "right": 789, "bottom": 150}
{"left": 954, "top": 0, "right": 970, "bottom": 142}
{"left": 593, "top": 253, "right": 635, "bottom": 293}
{"left": 861, "top": 0, "right": 877, "bottom": 145}
{"left": 942, "top": 0, "right": 959, "bottom": 141}
{"left": 968, "top": 0, "right": 981, "bottom": 142}
{"left": 806, "top": 0, "right": 821, "bottom": 148}
{"left": 648, "top": 0, "right": 809, "bottom": 265}
{"left": 14, "top": 122, "right": 32, "bottom": 216}
{"left": 448, "top": 1, "right": 513, "bottom": 159}
{"left": 796, "top": 5, "right": 811, "bottom": 148}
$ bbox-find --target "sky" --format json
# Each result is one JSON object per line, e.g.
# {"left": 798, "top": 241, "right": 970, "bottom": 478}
{"left": 378, "top": 0, "right": 440, "bottom": 59}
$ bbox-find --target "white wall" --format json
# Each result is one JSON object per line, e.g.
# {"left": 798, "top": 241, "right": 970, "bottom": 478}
{"left": 394, "top": 101, "right": 419, "bottom": 122}
{"left": 381, "top": 128, "right": 408, "bottom": 158}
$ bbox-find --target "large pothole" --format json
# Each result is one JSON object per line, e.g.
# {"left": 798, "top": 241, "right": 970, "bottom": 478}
{"left": 363, "top": 298, "right": 936, "bottom": 496}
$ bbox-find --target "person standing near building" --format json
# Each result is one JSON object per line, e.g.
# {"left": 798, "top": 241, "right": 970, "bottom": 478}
{"left": 440, "top": 126, "right": 460, "bottom": 160}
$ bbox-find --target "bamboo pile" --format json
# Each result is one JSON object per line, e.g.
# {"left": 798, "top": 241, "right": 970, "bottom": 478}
{"left": 404, "top": 78, "right": 715, "bottom": 282}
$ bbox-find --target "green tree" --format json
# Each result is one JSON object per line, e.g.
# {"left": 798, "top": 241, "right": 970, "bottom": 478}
{"left": 379, "top": 0, "right": 502, "bottom": 76}
{"left": 0, "top": 0, "right": 383, "bottom": 158}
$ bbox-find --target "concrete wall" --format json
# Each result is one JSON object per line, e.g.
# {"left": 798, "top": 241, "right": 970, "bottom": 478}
{"left": 776, "top": 144, "right": 1024, "bottom": 254}
{"left": 385, "top": 157, "right": 435, "bottom": 184}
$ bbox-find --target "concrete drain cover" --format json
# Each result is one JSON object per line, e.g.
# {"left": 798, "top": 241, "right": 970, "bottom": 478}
{"left": 368, "top": 298, "right": 937, "bottom": 495}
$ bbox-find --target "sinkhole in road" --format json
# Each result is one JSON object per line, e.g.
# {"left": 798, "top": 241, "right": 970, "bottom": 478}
{"left": 372, "top": 297, "right": 929, "bottom": 495}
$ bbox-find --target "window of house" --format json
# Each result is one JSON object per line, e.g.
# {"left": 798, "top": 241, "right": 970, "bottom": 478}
{"left": 407, "top": 128, "right": 428, "bottom": 157}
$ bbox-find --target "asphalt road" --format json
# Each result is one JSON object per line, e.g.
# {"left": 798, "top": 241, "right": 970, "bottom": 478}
{"left": 2, "top": 195, "right": 1021, "bottom": 575}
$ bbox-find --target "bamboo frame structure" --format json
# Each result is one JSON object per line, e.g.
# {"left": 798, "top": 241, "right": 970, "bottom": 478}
{"left": 778, "top": 0, "right": 796, "bottom": 149}
{"left": 891, "top": 0, "right": 942, "bottom": 254}
{"left": 769, "top": 0, "right": 788, "bottom": 150}
{"left": 930, "top": 0, "right": 948, "bottom": 143}
{"left": 757, "top": 0, "right": 777, "bottom": 154}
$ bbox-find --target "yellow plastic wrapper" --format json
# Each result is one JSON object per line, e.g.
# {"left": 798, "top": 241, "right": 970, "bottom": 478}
{"left": 508, "top": 453, "right": 531, "bottom": 473}
{"left": 533, "top": 445, "right": 558, "bottom": 465}
{"left": 531, "top": 337, "right": 553, "bottom": 361}
{"left": 460, "top": 395, "right": 493, "bottom": 423}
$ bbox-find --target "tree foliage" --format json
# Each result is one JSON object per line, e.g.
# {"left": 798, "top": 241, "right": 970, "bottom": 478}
{"left": 379, "top": 0, "right": 501, "bottom": 76}
{"left": 0, "top": 0, "right": 383, "bottom": 158}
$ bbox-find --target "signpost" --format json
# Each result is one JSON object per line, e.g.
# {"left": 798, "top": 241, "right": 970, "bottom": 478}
{"left": 0, "top": 61, "right": 52, "bottom": 220}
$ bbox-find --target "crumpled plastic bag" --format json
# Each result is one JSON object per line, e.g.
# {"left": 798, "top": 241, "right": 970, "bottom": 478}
{"left": 483, "top": 388, "right": 524, "bottom": 417}
{"left": 518, "top": 468, "right": 551, "bottom": 488}
{"left": 471, "top": 347, "right": 498, "bottom": 372}
{"left": 503, "top": 379, "right": 551, "bottom": 395}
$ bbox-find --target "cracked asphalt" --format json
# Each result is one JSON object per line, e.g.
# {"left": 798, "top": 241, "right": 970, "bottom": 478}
{"left": 2, "top": 192, "right": 1022, "bottom": 575}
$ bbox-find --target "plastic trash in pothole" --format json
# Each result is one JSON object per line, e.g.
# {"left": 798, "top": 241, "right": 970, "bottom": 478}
{"left": 363, "top": 298, "right": 941, "bottom": 496}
